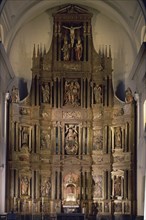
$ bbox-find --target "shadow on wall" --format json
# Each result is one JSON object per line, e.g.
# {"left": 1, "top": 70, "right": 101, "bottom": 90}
{"left": 18, "top": 78, "right": 28, "bottom": 100}
{"left": 115, "top": 80, "right": 125, "bottom": 102}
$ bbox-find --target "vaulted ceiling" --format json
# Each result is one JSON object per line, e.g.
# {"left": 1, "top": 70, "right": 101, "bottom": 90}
{"left": 0, "top": 0, "right": 146, "bottom": 98}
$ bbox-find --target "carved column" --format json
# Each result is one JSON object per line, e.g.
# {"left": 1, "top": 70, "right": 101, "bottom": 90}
{"left": 128, "top": 170, "right": 132, "bottom": 200}
{"left": 87, "top": 78, "right": 90, "bottom": 108}
{"left": 36, "top": 76, "right": 40, "bottom": 106}
{"left": 108, "top": 171, "right": 111, "bottom": 199}
{"left": 83, "top": 22, "right": 86, "bottom": 61}
{"left": 15, "top": 169, "right": 18, "bottom": 198}
{"left": 16, "top": 122, "right": 19, "bottom": 151}
{"left": 57, "top": 170, "right": 60, "bottom": 199}
{"left": 79, "top": 124, "right": 82, "bottom": 157}
{"left": 104, "top": 171, "right": 107, "bottom": 199}
{"left": 36, "top": 170, "right": 40, "bottom": 199}
{"left": 58, "top": 78, "right": 61, "bottom": 108}
{"left": 104, "top": 76, "right": 108, "bottom": 106}
{"left": 54, "top": 78, "right": 57, "bottom": 108}
{"left": 82, "top": 126, "right": 85, "bottom": 154}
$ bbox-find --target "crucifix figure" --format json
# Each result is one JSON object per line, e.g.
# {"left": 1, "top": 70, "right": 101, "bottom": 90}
{"left": 63, "top": 25, "right": 81, "bottom": 47}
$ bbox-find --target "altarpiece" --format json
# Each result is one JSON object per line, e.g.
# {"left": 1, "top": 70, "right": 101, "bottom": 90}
{"left": 7, "top": 4, "right": 136, "bottom": 218}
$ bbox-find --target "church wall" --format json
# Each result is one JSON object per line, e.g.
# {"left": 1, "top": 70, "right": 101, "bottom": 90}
{"left": 130, "top": 42, "right": 146, "bottom": 217}
{"left": 0, "top": 42, "right": 15, "bottom": 213}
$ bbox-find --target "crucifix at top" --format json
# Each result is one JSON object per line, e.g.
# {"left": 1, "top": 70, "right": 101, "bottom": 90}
{"left": 63, "top": 25, "right": 82, "bottom": 47}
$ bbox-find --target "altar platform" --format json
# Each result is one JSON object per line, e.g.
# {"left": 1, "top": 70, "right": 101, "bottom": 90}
{"left": 57, "top": 213, "right": 85, "bottom": 220}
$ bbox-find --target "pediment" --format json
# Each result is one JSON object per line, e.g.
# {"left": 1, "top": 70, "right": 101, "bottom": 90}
{"left": 56, "top": 4, "right": 89, "bottom": 15}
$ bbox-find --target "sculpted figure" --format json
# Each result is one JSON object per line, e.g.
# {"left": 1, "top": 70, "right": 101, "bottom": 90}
{"left": 75, "top": 38, "right": 83, "bottom": 61}
{"left": 62, "top": 38, "right": 70, "bottom": 61}
{"left": 41, "top": 179, "right": 51, "bottom": 196}
{"left": 125, "top": 87, "right": 133, "bottom": 103}
{"left": 114, "top": 176, "right": 121, "bottom": 197}
{"left": 22, "top": 127, "right": 29, "bottom": 146}
{"left": 11, "top": 86, "right": 19, "bottom": 103}
{"left": 63, "top": 25, "right": 81, "bottom": 47}
{"left": 42, "top": 83, "right": 50, "bottom": 103}
{"left": 21, "top": 176, "right": 29, "bottom": 195}
{"left": 115, "top": 127, "right": 122, "bottom": 148}
{"left": 64, "top": 80, "right": 80, "bottom": 106}
{"left": 94, "top": 85, "right": 102, "bottom": 104}
{"left": 65, "top": 125, "right": 78, "bottom": 155}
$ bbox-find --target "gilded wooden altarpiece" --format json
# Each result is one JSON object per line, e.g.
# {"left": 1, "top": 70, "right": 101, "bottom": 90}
{"left": 7, "top": 4, "right": 136, "bottom": 218}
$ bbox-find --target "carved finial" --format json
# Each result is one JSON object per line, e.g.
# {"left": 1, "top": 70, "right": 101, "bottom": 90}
{"left": 105, "top": 45, "right": 107, "bottom": 57}
{"left": 102, "top": 45, "right": 104, "bottom": 57}
{"left": 40, "top": 44, "right": 42, "bottom": 57}
{"left": 44, "top": 45, "right": 46, "bottom": 55}
{"left": 37, "top": 44, "right": 39, "bottom": 57}
{"left": 33, "top": 44, "right": 36, "bottom": 58}
{"left": 99, "top": 45, "right": 101, "bottom": 56}
{"left": 109, "top": 45, "right": 111, "bottom": 57}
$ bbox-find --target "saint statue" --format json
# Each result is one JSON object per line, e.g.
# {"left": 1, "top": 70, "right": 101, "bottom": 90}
{"left": 61, "top": 38, "right": 70, "bottom": 61}
{"left": 21, "top": 176, "right": 29, "bottom": 195}
{"left": 41, "top": 83, "right": 50, "bottom": 103}
{"left": 65, "top": 125, "right": 78, "bottom": 155}
{"left": 75, "top": 38, "right": 83, "bottom": 61}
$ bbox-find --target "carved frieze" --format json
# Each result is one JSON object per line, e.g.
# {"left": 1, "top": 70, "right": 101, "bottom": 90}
{"left": 63, "top": 111, "right": 81, "bottom": 119}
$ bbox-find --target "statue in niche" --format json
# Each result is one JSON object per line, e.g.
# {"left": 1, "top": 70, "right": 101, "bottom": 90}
{"left": 61, "top": 37, "right": 70, "bottom": 61}
{"left": 125, "top": 87, "right": 133, "bottom": 103}
{"left": 21, "top": 176, "right": 29, "bottom": 195}
{"left": 64, "top": 80, "right": 80, "bottom": 106}
{"left": 11, "top": 86, "right": 19, "bottom": 103}
{"left": 114, "top": 176, "right": 121, "bottom": 197}
{"left": 93, "top": 84, "right": 102, "bottom": 104}
{"left": 75, "top": 38, "right": 83, "bottom": 61}
{"left": 41, "top": 179, "right": 51, "bottom": 197}
{"left": 63, "top": 25, "right": 81, "bottom": 47}
{"left": 65, "top": 125, "right": 78, "bottom": 155}
{"left": 22, "top": 127, "right": 29, "bottom": 147}
{"left": 41, "top": 83, "right": 50, "bottom": 103}
{"left": 115, "top": 127, "right": 122, "bottom": 148}
{"left": 93, "top": 175, "right": 103, "bottom": 198}
{"left": 40, "top": 131, "right": 51, "bottom": 149}
{"left": 93, "top": 129, "right": 103, "bottom": 150}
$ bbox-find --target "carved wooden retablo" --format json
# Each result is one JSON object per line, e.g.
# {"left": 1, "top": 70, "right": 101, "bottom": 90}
{"left": 7, "top": 4, "right": 136, "bottom": 217}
